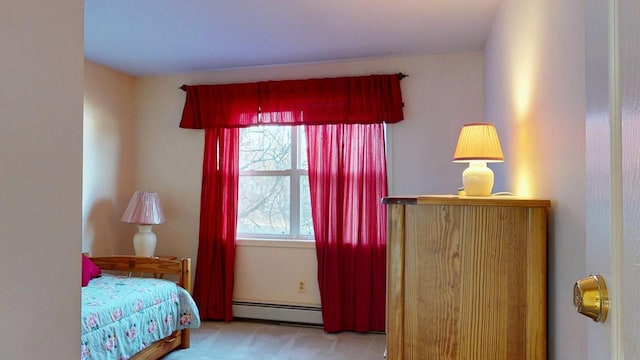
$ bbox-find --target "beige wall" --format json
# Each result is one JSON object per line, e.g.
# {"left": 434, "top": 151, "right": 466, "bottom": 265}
{"left": 133, "top": 52, "right": 484, "bottom": 306}
{"left": 0, "top": 0, "right": 590, "bottom": 356}
{"left": 0, "top": 1, "right": 83, "bottom": 359}
{"left": 83, "top": 61, "right": 137, "bottom": 255}
{"left": 484, "top": 0, "right": 587, "bottom": 358}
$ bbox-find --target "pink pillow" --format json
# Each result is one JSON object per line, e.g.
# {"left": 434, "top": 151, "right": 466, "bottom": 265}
{"left": 82, "top": 255, "right": 101, "bottom": 287}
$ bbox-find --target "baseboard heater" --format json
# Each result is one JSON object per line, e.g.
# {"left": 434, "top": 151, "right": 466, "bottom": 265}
{"left": 232, "top": 301, "right": 323, "bottom": 325}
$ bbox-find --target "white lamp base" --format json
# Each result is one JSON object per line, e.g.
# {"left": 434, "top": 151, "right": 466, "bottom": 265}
{"left": 462, "top": 161, "right": 494, "bottom": 196}
{"left": 133, "top": 225, "right": 157, "bottom": 257}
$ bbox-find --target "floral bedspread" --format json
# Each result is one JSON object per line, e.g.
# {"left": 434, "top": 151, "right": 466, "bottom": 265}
{"left": 81, "top": 274, "right": 201, "bottom": 360}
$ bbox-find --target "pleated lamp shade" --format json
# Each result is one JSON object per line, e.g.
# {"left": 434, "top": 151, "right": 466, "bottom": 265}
{"left": 121, "top": 191, "right": 165, "bottom": 225}
{"left": 453, "top": 123, "right": 504, "bottom": 163}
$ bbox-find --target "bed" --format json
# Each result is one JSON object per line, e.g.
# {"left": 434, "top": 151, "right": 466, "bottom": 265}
{"left": 81, "top": 255, "right": 201, "bottom": 360}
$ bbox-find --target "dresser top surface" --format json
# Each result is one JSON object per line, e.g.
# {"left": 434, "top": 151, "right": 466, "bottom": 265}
{"left": 382, "top": 195, "right": 550, "bottom": 208}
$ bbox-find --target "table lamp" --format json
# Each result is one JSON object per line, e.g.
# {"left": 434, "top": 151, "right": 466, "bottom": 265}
{"left": 121, "top": 191, "right": 166, "bottom": 257}
{"left": 453, "top": 123, "right": 504, "bottom": 196}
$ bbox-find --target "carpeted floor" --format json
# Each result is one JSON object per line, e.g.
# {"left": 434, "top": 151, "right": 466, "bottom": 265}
{"left": 162, "top": 320, "right": 386, "bottom": 360}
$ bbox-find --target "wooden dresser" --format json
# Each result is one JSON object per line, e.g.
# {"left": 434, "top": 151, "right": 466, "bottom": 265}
{"left": 382, "top": 195, "right": 550, "bottom": 360}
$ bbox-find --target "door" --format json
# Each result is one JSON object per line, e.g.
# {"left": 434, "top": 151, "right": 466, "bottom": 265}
{"left": 585, "top": 0, "right": 640, "bottom": 358}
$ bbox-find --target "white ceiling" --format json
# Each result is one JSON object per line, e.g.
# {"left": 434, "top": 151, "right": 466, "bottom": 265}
{"left": 84, "top": 0, "right": 501, "bottom": 77}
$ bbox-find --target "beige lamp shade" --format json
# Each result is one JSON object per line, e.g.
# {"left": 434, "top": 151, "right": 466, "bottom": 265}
{"left": 453, "top": 123, "right": 504, "bottom": 163}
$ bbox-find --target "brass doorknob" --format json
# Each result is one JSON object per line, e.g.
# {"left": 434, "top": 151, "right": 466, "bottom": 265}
{"left": 573, "top": 274, "right": 609, "bottom": 322}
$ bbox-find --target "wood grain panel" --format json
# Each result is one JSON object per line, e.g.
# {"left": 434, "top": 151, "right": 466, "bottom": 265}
{"left": 384, "top": 197, "right": 548, "bottom": 360}
{"left": 404, "top": 204, "right": 462, "bottom": 359}
{"left": 386, "top": 204, "right": 405, "bottom": 359}
{"left": 383, "top": 195, "right": 550, "bottom": 208}
{"left": 526, "top": 208, "right": 547, "bottom": 359}
{"left": 90, "top": 255, "right": 184, "bottom": 275}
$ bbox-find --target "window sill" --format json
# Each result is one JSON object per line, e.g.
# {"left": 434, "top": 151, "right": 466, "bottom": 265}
{"left": 236, "top": 238, "right": 316, "bottom": 249}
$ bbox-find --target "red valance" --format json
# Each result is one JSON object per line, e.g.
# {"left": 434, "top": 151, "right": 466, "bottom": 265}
{"left": 179, "top": 74, "right": 404, "bottom": 129}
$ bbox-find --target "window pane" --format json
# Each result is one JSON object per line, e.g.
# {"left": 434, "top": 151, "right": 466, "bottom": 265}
{"left": 298, "top": 126, "right": 308, "bottom": 170}
{"left": 299, "top": 175, "right": 313, "bottom": 236}
{"left": 239, "top": 126, "right": 291, "bottom": 171}
{"left": 237, "top": 176, "right": 290, "bottom": 235}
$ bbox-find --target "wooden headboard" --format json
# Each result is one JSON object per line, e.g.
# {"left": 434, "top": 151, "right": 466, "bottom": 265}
{"left": 88, "top": 255, "right": 192, "bottom": 293}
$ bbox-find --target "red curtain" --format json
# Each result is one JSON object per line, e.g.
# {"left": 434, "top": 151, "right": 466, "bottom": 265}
{"left": 182, "top": 74, "right": 402, "bottom": 330}
{"left": 192, "top": 128, "right": 239, "bottom": 321}
{"left": 305, "top": 123, "right": 388, "bottom": 332}
{"left": 180, "top": 83, "right": 259, "bottom": 128}
{"left": 180, "top": 74, "right": 403, "bottom": 128}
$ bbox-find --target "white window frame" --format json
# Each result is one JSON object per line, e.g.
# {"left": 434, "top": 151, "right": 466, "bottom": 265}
{"left": 237, "top": 125, "right": 313, "bottom": 241}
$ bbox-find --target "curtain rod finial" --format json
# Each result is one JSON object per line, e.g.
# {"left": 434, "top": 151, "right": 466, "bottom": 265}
{"left": 396, "top": 73, "right": 408, "bottom": 80}
{"left": 179, "top": 85, "right": 187, "bottom": 91}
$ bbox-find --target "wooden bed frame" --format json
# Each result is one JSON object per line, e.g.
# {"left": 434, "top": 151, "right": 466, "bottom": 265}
{"left": 88, "top": 256, "right": 193, "bottom": 360}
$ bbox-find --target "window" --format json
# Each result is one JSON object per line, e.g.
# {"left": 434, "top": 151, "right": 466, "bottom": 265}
{"left": 237, "top": 125, "right": 313, "bottom": 239}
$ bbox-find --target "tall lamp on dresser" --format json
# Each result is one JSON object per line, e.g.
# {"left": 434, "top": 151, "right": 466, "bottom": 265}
{"left": 383, "top": 195, "right": 550, "bottom": 360}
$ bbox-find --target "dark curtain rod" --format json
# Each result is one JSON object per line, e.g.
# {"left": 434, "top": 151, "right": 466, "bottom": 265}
{"left": 179, "top": 72, "right": 408, "bottom": 91}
